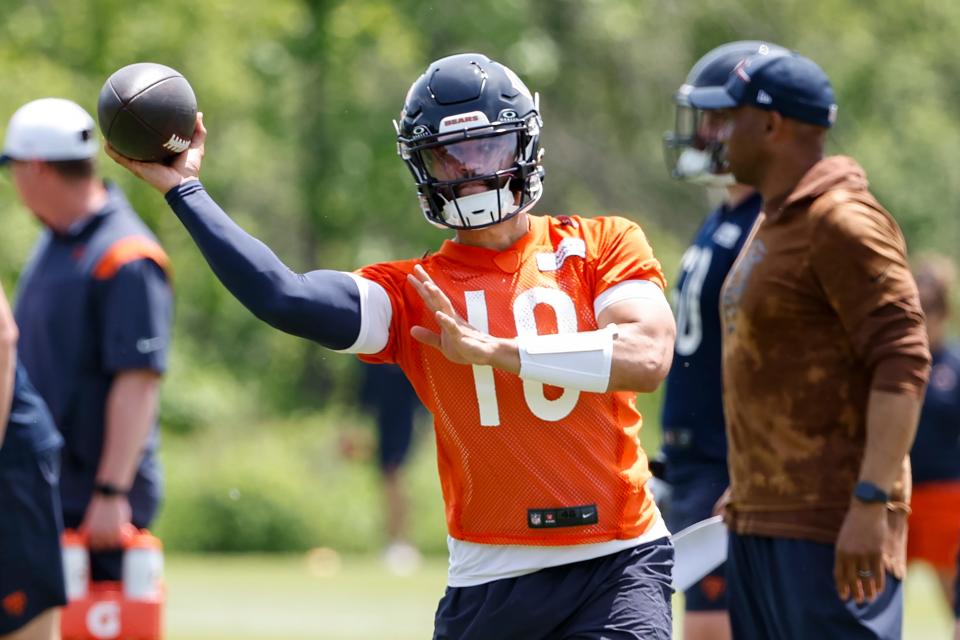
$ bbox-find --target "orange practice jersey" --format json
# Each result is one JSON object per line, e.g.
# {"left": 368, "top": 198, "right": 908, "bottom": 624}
{"left": 358, "top": 214, "right": 666, "bottom": 545}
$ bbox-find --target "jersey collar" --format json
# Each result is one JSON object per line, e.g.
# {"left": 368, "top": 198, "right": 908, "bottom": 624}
{"left": 435, "top": 214, "right": 549, "bottom": 273}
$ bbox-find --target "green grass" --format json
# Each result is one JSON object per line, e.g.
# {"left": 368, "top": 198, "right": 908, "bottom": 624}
{"left": 165, "top": 553, "right": 447, "bottom": 640}
{"left": 164, "top": 553, "right": 954, "bottom": 639}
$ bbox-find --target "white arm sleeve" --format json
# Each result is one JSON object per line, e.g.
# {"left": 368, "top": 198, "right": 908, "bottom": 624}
{"left": 594, "top": 279, "right": 667, "bottom": 319}
{"left": 334, "top": 273, "right": 393, "bottom": 355}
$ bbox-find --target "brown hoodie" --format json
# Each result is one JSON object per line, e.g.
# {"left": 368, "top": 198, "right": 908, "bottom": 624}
{"left": 719, "top": 156, "right": 930, "bottom": 575}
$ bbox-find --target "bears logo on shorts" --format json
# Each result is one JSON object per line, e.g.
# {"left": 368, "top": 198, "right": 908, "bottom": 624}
{"left": 2, "top": 591, "right": 26, "bottom": 617}
{"left": 701, "top": 575, "right": 726, "bottom": 602}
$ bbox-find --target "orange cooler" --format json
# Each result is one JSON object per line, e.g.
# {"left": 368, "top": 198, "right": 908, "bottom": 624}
{"left": 60, "top": 529, "right": 165, "bottom": 640}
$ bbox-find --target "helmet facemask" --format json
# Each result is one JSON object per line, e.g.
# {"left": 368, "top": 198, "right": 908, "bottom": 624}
{"left": 662, "top": 88, "right": 733, "bottom": 187}
{"left": 663, "top": 41, "right": 788, "bottom": 188}
{"left": 398, "top": 110, "right": 543, "bottom": 230}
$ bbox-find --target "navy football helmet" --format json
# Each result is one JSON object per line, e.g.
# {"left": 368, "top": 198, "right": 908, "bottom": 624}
{"left": 663, "top": 40, "right": 787, "bottom": 183}
{"left": 395, "top": 54, "right": 544, "bottom": 230}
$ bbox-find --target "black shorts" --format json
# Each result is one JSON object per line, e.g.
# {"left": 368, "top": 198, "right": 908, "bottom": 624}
{"left": 433, "top": 537, "right": 674, "bottom": 639}
{"left": 0, "top": 448, "right": 67, "bottom": 634}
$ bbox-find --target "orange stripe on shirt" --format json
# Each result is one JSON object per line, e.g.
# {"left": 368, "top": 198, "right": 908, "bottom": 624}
{"left": 92, "top": 236, "right": 171, "bottom": 281}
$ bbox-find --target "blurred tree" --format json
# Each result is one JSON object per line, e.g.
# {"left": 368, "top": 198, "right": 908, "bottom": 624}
{"left": 0, "top": 0, "right": 957, "bottom": 436}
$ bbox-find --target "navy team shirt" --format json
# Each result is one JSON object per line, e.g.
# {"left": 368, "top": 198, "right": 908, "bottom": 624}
{"left": 910, "top": 344, "right": 960, "bottom": 484}
{"left": 660, "top": 192, "right": 762, "bottom": 470}
{"left": 14, "top": 183, "right": 173, "bottom": 524}
{"left": 0, "top": 359, "right": 63, "bottom": 460}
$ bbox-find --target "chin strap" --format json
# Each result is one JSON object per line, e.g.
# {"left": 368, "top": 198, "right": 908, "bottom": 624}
{"left": 440, "top": 186, "right": 519, "bottom": 229}
{"left": 676, "top": 148, "right": 735, "bottom": 187}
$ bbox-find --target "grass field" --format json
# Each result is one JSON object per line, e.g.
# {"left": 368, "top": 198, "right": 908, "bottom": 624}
{"left": 163, "top": 553, "right": 954, "bottom": 639}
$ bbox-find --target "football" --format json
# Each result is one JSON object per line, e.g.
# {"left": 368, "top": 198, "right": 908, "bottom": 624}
{"left": 97, "top": 62, "right": 197, "bottom": 162}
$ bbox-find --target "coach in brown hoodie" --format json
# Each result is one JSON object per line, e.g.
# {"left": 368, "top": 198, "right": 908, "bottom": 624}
{"left": 690, "top": 52, "right": 930, "bottom": 639}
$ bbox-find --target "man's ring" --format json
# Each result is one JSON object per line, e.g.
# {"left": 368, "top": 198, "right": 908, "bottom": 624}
{"left": 857, "top": 569, "right": 874, "bottom": 578}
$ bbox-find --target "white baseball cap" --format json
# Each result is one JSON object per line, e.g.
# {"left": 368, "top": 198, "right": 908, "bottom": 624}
{"left": 0, "top": 98, "right": 99, "bottom": 165}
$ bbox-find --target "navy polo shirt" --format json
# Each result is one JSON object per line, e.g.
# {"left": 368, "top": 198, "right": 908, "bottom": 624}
{"left": 0, "top": 359, "right": 63, "bottom": 460}
{"left": 14, "top": 183, "right": 173, "bottom": 523}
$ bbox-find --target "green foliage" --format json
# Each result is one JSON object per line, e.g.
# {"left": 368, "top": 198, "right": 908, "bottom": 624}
{"left": 3, "top": 0, "right": 956, "bottom": 415}
{"left": 2, "top": 0, "right": 958, "bottom": 551}
{"left": 155, "top": 411, "right": 449, "bottom": 554}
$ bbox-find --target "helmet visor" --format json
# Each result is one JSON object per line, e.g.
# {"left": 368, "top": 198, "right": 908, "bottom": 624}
{"left": 421, "top": 132, "right": 519, "bottom": 185}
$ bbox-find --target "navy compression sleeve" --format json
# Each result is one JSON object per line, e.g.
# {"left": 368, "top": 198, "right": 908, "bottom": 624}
{"left": 165, "top": 181, "right": 362, "bottom": 350}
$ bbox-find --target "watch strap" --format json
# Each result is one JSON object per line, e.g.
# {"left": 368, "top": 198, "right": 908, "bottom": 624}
{"left": 94, "top": 482, "right": 129, "bottom": 497}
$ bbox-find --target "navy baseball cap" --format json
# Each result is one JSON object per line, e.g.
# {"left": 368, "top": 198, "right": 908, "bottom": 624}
{"left": 688, "top": 52, "right": 838, "bottom": 128}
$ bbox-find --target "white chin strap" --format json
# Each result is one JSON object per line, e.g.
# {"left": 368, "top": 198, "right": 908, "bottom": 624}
{"left": 440, "top": 186, "right": 520, "bottom": 229}
{"left": 675, "top": 148, "right": 712, "bottom": 178}
{"left": 675, "top": 148, "right": 735, "bottom": 187}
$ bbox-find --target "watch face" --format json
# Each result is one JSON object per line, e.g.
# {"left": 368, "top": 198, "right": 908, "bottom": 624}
{"left": 855, "top": 482, "right": 887, "bottom": 503}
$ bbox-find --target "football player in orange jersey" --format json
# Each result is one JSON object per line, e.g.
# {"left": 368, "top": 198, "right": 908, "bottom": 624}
{"left": 106, "top": 53, "right": 677, "bottom": 639}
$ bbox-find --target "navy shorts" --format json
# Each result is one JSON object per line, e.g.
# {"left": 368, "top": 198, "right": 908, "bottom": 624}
{"left": 360, "top": 364, "right": 419, "bottom": 471}
{"left": 433, "top": 537, "right": 673, "bottom": 640}
{"left": 377, "top": 407, "right": 415, "bottom": 471}
{"left": 0, "top": 448, "right": 67, "bottom": 634}
{"left": 727, "top": 531, "right": 903, "bottom": 640}
{"left": 665, "top": 462, "right": 728, "bottom": 612}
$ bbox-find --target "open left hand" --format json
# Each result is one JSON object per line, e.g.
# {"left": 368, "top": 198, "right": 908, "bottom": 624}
{"left": 81, "top": 494, "right": 133, "bottom": 550}
{"left": 834, "top": 501, "right": 887, "bottom": 603}
{"left": 407, "top": 265, "right": 517, "bottom": 371}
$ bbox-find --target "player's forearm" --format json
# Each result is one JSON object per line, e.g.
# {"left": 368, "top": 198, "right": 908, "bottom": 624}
{"left": 96, "top": 370, "right": 162, "bottom": 490}
{"left": 165, "top": 181, "right": 362, "bottom": 349}
{"left": 857, "top": 389, "right": 922, "bottom": 494}
{"left": 606, "top": 320, "right": 675, "bottom": 392}
{"left": 492, "top": 320, "right": 673, "bottom": 394}
{"left": 602, "top": 290, "right": 676, "bottom": 392}
{"left": 498, "top": 288, "right": 675, "bottom": 394}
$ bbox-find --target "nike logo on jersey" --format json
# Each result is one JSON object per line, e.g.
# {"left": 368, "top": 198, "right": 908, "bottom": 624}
{"left": 528, "top": 504, "right": 598, "bottom": 528}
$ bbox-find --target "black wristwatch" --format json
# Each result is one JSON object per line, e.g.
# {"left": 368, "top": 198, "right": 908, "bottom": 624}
{"left": 853, "top": 481, "right": 889, "bottom": 504}
{"left": 93, "top": 482, "right": 128, "bottom": 498}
